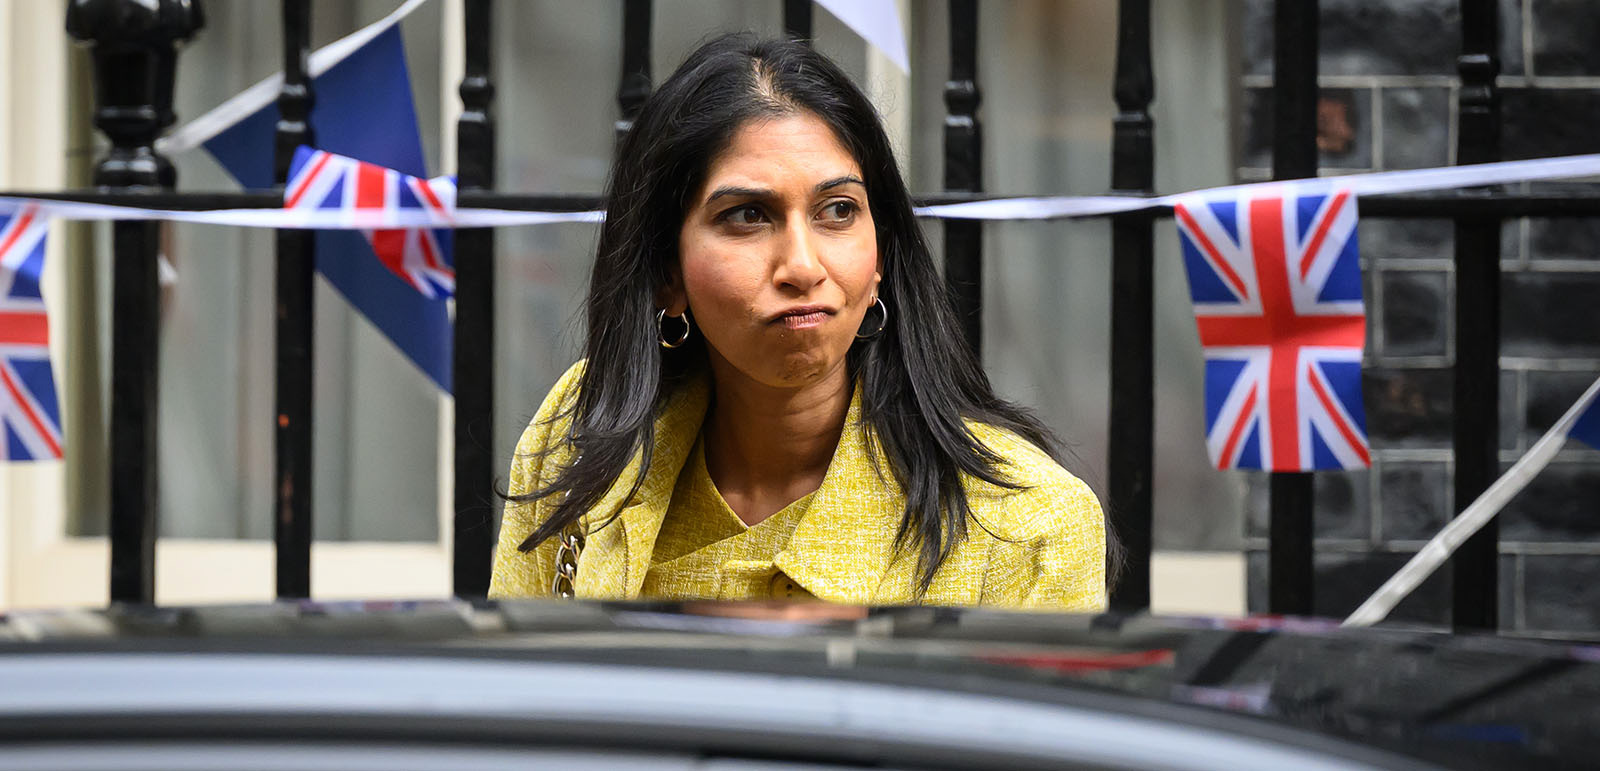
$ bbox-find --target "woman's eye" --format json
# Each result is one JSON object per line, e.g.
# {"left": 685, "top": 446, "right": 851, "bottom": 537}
{"left": 724, "top": 205, "right": 766, "bottom": 226}
{"left": 821, "top": 200, "right": 858, "bottom": 222}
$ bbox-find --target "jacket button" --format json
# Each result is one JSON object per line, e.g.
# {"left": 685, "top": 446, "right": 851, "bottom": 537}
{"left": 769, "top": 573, "right": 797, "bottom": 599}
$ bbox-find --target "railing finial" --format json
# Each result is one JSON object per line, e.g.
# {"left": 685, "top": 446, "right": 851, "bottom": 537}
{"left": 66, "top": 0, "right": 204, "bottom": 189}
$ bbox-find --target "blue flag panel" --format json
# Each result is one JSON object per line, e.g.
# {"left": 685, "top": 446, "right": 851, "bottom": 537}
{"left": 201, "top": 25, "right": 450, "bottom": 391}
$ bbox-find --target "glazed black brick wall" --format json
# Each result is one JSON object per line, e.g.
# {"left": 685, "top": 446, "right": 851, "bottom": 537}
{"left": 1381, "top": 88, "right": 1451, "bottom": 169}
{"left": 1529, "top": 218, "right": 1600, "bottom": 262}
{"left": 1239, "top": 87, "right": 1374, "bottom": 170}
{"left": 1381, "top": 271, "right": 1448, "bottom": 357}
{"left": 1247, "top": 551, "right": 1520, "bottom": 628}
{"left": 1237, "top": 0, "right": 1600, "bottom": 634}
{"left": 1503, "top": 273, "right": 1600, "bottom": 357}
{"left": 1240, "top": 0, "right": 1526, "bottom": 77}
{"left": 1524, "top": 555, "right": 1600, "bottom": 629}
{"left": 1500, "top": 463, "right": 1600, "bottom": 541}
{"left": 1529, "top": 0, "right": 1600, "bottom": 76}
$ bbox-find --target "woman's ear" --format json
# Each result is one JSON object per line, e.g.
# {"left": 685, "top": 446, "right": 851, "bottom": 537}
{"left": 656, "top": 263, "right": 689, "bottom": 315}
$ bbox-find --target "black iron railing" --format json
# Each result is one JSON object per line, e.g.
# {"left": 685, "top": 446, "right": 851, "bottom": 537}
{"left": 273, "top": 0, "right": 315, "bottom": 601}
{"left": 36, "top": 0, "right": 1581, "bottom": 629}
{"left": 1267, "top": 0, "right": 1319, "bottom": 617}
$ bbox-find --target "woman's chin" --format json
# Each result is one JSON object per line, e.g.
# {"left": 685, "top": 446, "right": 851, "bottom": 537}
{"left": 759, "top": 349, "right": 844, "bottom": 390}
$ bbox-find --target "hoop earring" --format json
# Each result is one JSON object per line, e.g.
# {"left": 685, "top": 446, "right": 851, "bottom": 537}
{"left": 856, "top": 297, "right": 888, "bottom": 340}
{"left": 657, "top": 308, "right": 692, "bottom": 349}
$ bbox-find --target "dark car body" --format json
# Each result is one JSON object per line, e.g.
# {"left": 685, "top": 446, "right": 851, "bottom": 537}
{"left": 1, "top": 600, "right": 1596, "bottom": 769}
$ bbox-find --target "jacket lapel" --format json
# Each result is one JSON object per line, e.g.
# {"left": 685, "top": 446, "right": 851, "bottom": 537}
{"left": 773, "top": 386, "right": 908, "bottom": 604}
{"left": 575, "top": 376, "right": 955, "bottom": 605}
{"left": 573, "top": 374, "right": 709, "bottom": 599}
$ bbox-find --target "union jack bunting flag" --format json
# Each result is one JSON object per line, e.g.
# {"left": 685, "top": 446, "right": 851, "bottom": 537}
{"left": 0, "top": 206, "right": 62, "bottom": 461}
{"left": 285, "top": 146, "right": 456, "bottom": 299}
{"left": 1174, "top": 184, "right": 1370, "bottom": 471}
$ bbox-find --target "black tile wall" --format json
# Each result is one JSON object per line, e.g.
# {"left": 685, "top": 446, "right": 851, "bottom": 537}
{"left": 1315, "top": 470, "right": 1371, "bottom": 539}
{"left": 1502, "top": 273, "right": 1600, "bottom": 358}
{"left": 1499, "top": 463, "right": 1600, "bottom": 542}
{"left": 1503, "top": 89, "right": 1600, "bottom": 161}
{"left": 1381, "top": 271, "right": 1449, "bottom": 357}
{"left": 1529, "top": 219, "right": 1600, "bottom": 262}
{"left": 1239, "top": 87, "right": 1373, "bottom": 170}
{"left": 1314, "top": 551, "right": 1452, "bottom": 625}
{"left": 1529, "top": 0, "right": 1600, "bottom": 76}
{"left": 1365, "top": 368, "right": 1453, "bottom": 448}
{"left": 1241, "top": 1, "right": 1523, "bottom": 75}
{"left": 1524, "top": 370, "right": 1600, "bottom": 445}
{"left": 1500, "top": 0, "right": 1527, "bottom": 76}
{"left": 1501, "top": 369, "right": 1522, "bottom": 452}
{"left": 1523, "top": 554, "right": 1600, "bottom": 629}
{"left": 1320, "top": 0, "right": 1461, "bottom": 77}
{"left": 1237, "top": 0, "right": 1600, "bottom": 634}
{"left": 1378, "top": 462, "right": 1451, "bottom": 541}
{"left": 1379, "top": 88, "right": 1451, "bottom": 170}
{"left": 1360, "top": 219, "right": 1451, "bottom": 264}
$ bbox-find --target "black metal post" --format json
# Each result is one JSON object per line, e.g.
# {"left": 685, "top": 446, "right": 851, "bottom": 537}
{"left": 1452, "top": 0, "right": 1502, "bottom": 632}
{"left": 783, "top": 0, "right": 812, "bottom": 41}
{"left": 1107, "top": 0, "right": 1154, "bottom": 611}
{"left": 67, "top": 0, "right": 203, "bottom": 605}
{"left": 1268, "top": 0, "right": 1317, "bottom": 615}
{"left": 273, "top": 0, "right": 315, "bottom": 600}
{"left": 615, "top": 0, "right": 652, "bottom": 143}
{"left": 944, "top": 0, "right": 983, "bottom": 358}
{"left": 453, "top": 0, "right": 497, "bottom": 598}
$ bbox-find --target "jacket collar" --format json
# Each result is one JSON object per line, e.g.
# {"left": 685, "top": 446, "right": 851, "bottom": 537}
{"left": 578, "top": 373, "right": 910, "bottom": 603}
{"left": 772, "top": 389, "right": 906, "bottom": 603}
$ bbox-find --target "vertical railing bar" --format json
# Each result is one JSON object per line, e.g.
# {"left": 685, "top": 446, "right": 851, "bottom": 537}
{"left": 944, "top": 0, "right": 983, "bottom": 358}
{"left": 783, "top": 0, "right": 812, "bottom": 41}
{"left": 453, "top": 0, "right": 497, "bottom": 597}
{"left": 105, "top": 242, "right": 161, "bottom": 601}
{"left": 1451, "top": 0, "right": 1502, "bottom": 631}
{"left": 1267, "top": 0, "right": 1318, "bottom": 615}
{"left": 615, "top": 0, "right": 653, "bottom": 144}
{"left": 1107, "top": 0, "right": 1155, "bottom": 610}
{"left": 273, "top": 0, "right": 315, "bottom": 600}
{"left": 67, "top": 0, "right": 201, "bottom": 604}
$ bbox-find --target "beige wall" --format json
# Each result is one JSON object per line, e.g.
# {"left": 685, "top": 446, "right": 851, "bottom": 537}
{"left": 0, "top": 0, "right": 72, "bottom": 609}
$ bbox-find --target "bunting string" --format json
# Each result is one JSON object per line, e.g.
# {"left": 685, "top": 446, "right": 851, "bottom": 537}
{"left": 1344, "top": 375, "right": 1600, "bottom": 627}
{"left": 2, "top": 153, "right": 1600, "bottom": 230}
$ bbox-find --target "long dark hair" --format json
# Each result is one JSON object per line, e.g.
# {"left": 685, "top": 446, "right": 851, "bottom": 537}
{"left": 514, "top": 34, "right": 1117, "bottom": 591}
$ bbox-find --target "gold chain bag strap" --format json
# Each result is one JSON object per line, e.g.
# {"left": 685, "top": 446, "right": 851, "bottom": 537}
{"left": 552, "top": 517, "right": 585, "bottom": 598}
{"left": 550, "top": 451, "right": 584, "bottom": 598}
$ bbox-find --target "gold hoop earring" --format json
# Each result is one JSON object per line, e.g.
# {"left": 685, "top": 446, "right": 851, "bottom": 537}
{"left": 856, "top": 297, "right": 888, "bottom": 340}
{"left": 658, "top": 308, "right": 692, "bottom": 348}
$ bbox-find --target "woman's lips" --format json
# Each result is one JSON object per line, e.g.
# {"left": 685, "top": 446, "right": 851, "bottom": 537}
{"left": 771, "top": 306, "right": 833, "bottom": 330}
{"left": 778, "top": 310, "right": 830, "bottom": 330}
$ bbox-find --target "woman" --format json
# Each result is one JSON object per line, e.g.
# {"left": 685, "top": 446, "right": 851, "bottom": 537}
{"left": 491, "top": 34, "right": 1112, "bottom": 609}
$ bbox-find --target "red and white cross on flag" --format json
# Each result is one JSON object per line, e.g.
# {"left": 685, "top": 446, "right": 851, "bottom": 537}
{"left": 284, "top": 146, "right": 457, "bottom": 299}
{"left": 1174, "top": 183, "right": 1371, "bottom": 472}
{"left": 0, "top": 205, "right": 63, "bottom": 462}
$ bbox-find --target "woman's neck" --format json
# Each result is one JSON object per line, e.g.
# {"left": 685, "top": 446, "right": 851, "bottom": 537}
{"left": 701, "top": 359, "right": 852, "bottom": 526}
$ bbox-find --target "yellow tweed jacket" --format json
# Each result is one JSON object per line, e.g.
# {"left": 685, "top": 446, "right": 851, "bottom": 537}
{"left": 490, "top": 362, "right": 1107, "bottom": 610}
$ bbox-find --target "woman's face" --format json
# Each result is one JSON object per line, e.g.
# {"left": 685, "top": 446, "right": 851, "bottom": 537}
{"left": 669, "top": 112, "right": 881, "bottom": 390}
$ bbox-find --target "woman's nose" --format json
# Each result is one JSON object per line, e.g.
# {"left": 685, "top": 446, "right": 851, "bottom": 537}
{"left": 774, "top": 219, "right": 826, "bottom": 291}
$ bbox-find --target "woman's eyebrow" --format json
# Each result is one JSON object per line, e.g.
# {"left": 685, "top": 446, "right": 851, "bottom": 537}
{"left": 704, "top": 176, "right": 864, "bottom": 204}
{"left": 816, "top": 175, "right": 865, "bottom": 192}
{"left": 706, "top": 185, "right": 772, "bottom": 203}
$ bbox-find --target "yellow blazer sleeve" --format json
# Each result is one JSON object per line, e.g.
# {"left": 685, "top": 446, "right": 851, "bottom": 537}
{"left": 489, "top": 361, "right": 585, "bottom": 599}
{"left": 973, "top": 432, "right": 1108, "bottom": 611}
{"left": 1017, "top": 475, "right": 1107, "bottom": 611}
